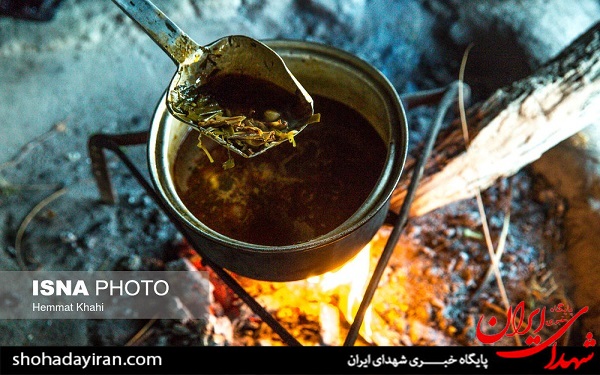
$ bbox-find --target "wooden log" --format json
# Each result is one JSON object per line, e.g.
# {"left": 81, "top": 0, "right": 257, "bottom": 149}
{"left": 390, "top": 21, "right": 600, "bottom": 217}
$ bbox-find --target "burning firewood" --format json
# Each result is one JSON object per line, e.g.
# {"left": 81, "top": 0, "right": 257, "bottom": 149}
{"left": 391, "top": 21, "right": 600, "bottom": 217}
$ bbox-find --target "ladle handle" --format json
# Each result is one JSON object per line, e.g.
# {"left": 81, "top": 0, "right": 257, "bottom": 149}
{"left": 112, "top": 0, "right": 202, "bottom": 65}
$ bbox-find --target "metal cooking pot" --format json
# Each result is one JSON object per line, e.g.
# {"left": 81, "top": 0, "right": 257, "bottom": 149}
{"left": 147, "top": 40, "right": 408, "bottom": 281}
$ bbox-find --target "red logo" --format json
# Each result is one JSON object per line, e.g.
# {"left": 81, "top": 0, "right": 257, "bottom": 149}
{"left": 476, "top": 301, "right": 595, "bottom": 370}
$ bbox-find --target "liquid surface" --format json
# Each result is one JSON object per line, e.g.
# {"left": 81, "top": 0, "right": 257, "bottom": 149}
{"left": 174, "top": 95, "right": 386, "bottom": 246}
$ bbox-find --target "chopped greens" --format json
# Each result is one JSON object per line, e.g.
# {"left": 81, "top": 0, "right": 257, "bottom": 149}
{"left": 170, "top": 73, "right": 320, "bottom": 169}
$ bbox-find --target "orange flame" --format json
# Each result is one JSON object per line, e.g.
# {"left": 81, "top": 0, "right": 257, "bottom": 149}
{"left": 308, "top": 243, "right": 373, "bottom": 343}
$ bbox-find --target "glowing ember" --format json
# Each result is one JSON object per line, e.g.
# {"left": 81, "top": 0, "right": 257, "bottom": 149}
{"left": 308, "top": 243, "right": 374, "bottom": 343}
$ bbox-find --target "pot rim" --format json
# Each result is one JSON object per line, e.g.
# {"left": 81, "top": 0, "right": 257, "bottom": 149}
{"left": 147, "top": 39, "right": 408, "bottom": 253}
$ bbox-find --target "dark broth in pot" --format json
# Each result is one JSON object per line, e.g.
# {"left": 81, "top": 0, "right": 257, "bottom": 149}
{"left": 173, "top": 95, "right": 387, "bottom": 246}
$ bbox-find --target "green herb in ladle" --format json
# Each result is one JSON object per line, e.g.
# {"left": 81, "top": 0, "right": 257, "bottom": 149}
{"left": 170, "top": 72, "right": 321, "bottom": 169}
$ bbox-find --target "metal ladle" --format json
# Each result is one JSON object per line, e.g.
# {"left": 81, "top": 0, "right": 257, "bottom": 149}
{"left": 112, "top": 0, "right": 315, "bottom": 158}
